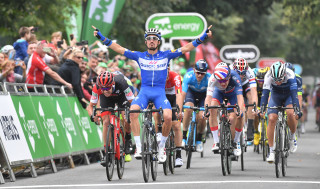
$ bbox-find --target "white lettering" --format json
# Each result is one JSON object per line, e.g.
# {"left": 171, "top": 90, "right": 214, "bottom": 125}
{"left": 225, "top": 50, "right": 256, "bottom": 60}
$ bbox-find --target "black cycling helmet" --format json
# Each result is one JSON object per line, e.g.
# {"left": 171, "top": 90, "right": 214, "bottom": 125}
{"left": 144, "top": 28, "right": 161, "bottom": 40}
{"left": 195, "top": 59, "right": 208, "bottom": 73}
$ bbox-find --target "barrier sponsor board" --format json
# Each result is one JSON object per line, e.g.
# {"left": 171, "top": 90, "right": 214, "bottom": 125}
{"left": 0, "top": 95, "right": 32, "bottom": 164}
{"left": 11, "top": 95, "right": 53, "bottom": 161}
{"left": 220, "top": 44, "right": 260, "bottom": 63}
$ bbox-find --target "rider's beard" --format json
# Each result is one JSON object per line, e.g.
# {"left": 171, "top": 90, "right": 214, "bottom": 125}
{"left": 148, "top": 46, "right": 157, "bottom": 51}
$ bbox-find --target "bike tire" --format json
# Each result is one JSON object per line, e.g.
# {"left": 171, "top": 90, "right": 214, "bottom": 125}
{"left": 106, "top": 126, "right": 115, "bottom": 181}
{"left": 163, "top": 136, "right": 169, "bottom": 175}
{"left": 220, "top": 122, "right": 227, "bottom": 176}
{"left": 117, "top": 127, "right": 125, "bottom": 179}
{"left": 282, "top": 127, "right": 289, "bottom": 177}
{"left": 275, "top": 123, "right": 282, "bottom": 178}
{"left": 240, "top": 131, "right": 244, "bottom": 171}
{"left": 226, "top": 127, "right": 232, "bottom": 175}
{"left": 141, "top": 124, "right": 150, "bottom": 182}
{"left": 150, "top": 127, "right": 158, "bottom": 181}
{"left": 261, "top": 120, "right": 267, "bottom": 162}
{"left": 186, "top": 122, "right": 195, "bottom": 169}
{"left": 169, "top": 131, "right": 176, "bottom": 174}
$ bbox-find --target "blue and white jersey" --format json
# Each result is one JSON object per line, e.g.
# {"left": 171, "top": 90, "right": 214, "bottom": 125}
{"left": 207, "top": 70, "right": 243, "bottom": 96}
{"left": 124, "top": 49, "right": 183, "bottom": 88}
{"left": 182, "top": 70, "right": 211, "bottom": 93}
{"left": 230, "top": 66, "right": 256, "bottom": 88}
{"left": 262, "top": 69, "right": 297, "bottom": 93}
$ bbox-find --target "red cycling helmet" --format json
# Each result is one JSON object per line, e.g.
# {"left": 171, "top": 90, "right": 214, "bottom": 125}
{"left": 233, "top": 57, "right": 248, "bottom": 75}
{"left": 96, "top": 71, "right": 114, "bottom": 88}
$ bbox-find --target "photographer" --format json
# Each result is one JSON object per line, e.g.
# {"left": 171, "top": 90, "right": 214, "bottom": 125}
{"left": 0, "top": 60, "right": 26, "bottom": 83}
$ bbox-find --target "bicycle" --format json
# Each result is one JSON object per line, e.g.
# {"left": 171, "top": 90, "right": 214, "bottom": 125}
{"left": 162, "top": 106, "right": 180, "bottom": 175}
{"left": 183, "top": 104, "right": 205, "bottom": 169}
{"left": 127, "top": 102, "right": 163, "bottom": 182}
{"left": 206, "top": 100, "right": 240, "bottom": 176}
{"left": 242, "top": 103, "right": 256, "bottom": 170}
{"left": 267, "top": 105, "right": 298, "bottom": 178}
{"left": 259, "top": 115, "right": 269, "bottom": 161}
{"left": 93, "top": 105, "right": 128, "bottom": 181}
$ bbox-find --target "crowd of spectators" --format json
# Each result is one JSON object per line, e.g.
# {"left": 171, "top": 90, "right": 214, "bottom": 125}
{"left": 0, "top": 26, "right": 188, "bottom": 109}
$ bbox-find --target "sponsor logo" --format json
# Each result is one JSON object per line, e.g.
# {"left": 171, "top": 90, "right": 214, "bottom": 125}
{"left": 0, "top": 116, "right": 20, "bottom": 140}
{"left": 88, "top": 0, "right": 116, "bottom": 24}
{"left": 164, "top": 99, "right": 169, "bottom": 104}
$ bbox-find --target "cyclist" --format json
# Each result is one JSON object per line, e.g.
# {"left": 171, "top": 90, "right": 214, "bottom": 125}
{"left": 231, "top": 57, "right": 258, "bottom": 144}
{"left": 181, "top": 59, "right": 211, "bottom": 153}
{"left": 92, "top": 25, "right": 212, "bottom": 163}
{"left": 301, "top": 85, "right": 309, "bottom": 133}
{"left": 259, "top": 61, "right": 302, "bottom": 163}
{"left": 204, "top": 62, "right": 245, "bottom": 156}
{"left": 253, "top": 67, "right": 270, "bottom": 146}
{"left": 154, "top": 67, "right": 184, "bottom": 167}
{"left": 87, "top": 71, "right": 134, "bottom": 165}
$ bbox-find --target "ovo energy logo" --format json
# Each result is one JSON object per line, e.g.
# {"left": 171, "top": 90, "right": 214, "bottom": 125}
{"left": 146, "top": 13, "right": 207, "bottom": 39}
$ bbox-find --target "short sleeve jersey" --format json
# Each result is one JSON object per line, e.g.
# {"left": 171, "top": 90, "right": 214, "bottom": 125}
{"left": 90, "top": 74, "right": 134, "bottom": 104}
{"left": 124, "top": 49, "right": 183, "bottom": 88}
{"left": 263, "top": 69, "right": 298, "bottom": 92}
{"left": 165, "top": 71, "right": 182, "bottom": 95}
{"left": 207, "top": 70, "right": 243, "bottom": 96}
{"left": 231, "top": 66, "right": 256, "bottom": 88}
{"left": 26, "top": 52, "right": 50, "bottom": 84}
{"left": 182, "top": 71, "right": 211, "bottom": 93}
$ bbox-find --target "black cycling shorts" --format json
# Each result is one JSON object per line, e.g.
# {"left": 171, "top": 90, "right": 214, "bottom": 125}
{"left": 166, "top": 94, "right": 177, "bottom": 121}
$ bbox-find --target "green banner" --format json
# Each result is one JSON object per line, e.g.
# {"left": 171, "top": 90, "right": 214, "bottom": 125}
{"left": 81, "top": 0, "right": 125, "bottom": 44}
{"left": 66, "top": 96, "right": 103, "bottom": 150}
{"left": 29, "top": 95, "right": 75, "bottom": 156}
{"left": 10, "top": 95, "right": 53, "bottom": 161}
{"left": 65, "top": 3, "right": 83, "bottom": 42}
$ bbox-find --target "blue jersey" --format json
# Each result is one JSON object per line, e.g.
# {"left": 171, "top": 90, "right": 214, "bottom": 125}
{"left": 295, "top": 74, "right": 302, "bottom": 93}
{"left": 182, "top": 70, "right": 211, "bottom": 93}
{"left": 207, "top": 70, "right": 243, "bottom": 96}
{"left": 124, "top": 49, "right": 183, "bottom": 88}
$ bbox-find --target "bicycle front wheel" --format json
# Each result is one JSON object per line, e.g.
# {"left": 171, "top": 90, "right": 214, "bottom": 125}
{"left": 168, "top": 130, "right": 176, "bottom": 174}
{"left": 186, "top": 122, "right": 195, "bottom": 169}
{"left": 220, "top": 123, "right": 227, "bottom": 176}
{"left": 275, "top": 123, "right": 282, "bottom": 178}
{"left": 282, "top": 126, "right": 289, "bottom": 177}
{"left": 106, "top": 126, "right": 115, "bottom": 181}
{"left": 116, "top": 126, "right": 125, "bottom": 179}
{"left": 150, "top": 126, "right": 158, "bottom": 181}
{"left": 141, "top": 124, "right": 150, "bottom": 182}
{"left": 163, "top": 135, "right": 169, "bottom": 175}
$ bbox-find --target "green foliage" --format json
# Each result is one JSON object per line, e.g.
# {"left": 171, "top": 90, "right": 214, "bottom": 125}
{"left": 0, "top": 0, "right": 80, "bottom": 45}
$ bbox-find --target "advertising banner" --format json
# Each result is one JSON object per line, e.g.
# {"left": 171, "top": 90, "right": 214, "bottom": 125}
{"left": 66, "top": 96, "right": 103, "bottom": 150}
{"left": 10, "top": 95, "right": 52, "bottom": 161}
{"left": 0, "top": 95, "right": 32, "bottom": 164}
{"left": 220, "top": 44, "right": 260, "bottom": 63}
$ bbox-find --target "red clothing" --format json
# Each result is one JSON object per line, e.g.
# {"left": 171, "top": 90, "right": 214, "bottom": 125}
{"left": 165, "top": 71, "right": 182, "bottom": 95}
{"left": 82, "top": 86, "right": 91, "bottom": 101}
{"left": 26, "top": 52, "right": 49, "bottom": 85}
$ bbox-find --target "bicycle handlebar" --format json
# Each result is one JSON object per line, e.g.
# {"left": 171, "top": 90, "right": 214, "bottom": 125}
{"left": 205, "top": 103, "right": 240, "bottom": 117}
{"left": 127, "top": 107, "right": 164, "bottom": 124}
{"left": 245, "top": 102, "right": 257, "bottom": 112}
{"left": 183, "top": 105, "right": 205, "bottom": 111}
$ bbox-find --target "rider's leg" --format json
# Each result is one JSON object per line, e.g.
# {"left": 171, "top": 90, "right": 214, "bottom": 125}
{"left": 182, "top": 102, "right": 194, "bottom": 140}
{"left": 231, "top": 112, "right": 242, "bottom": 142}
{"left": 209, "top": 99, "right": 220, "bottom": 143}
{"left": 286, "top": 104, "right": 296, "bottom": 137}
{"left": 130, "top": 104, "right": 142, "bottom": 152}
{"left": 196, "top": 111, "right": 206, "bottom": 139}
{"left": 102, "top": 114, "right": 111, "bottom": 147}
{"left": 267, "top": 113, "right": 278, "bottom": 151}
{"left": 246, "top": 90, "right": 255, "bottom": 141}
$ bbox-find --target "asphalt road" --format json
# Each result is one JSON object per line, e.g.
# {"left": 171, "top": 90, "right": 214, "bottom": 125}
{"left": 1, "top": 108, "right": 320, "bottom": 189}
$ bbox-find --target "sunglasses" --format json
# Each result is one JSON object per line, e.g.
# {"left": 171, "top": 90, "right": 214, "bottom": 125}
{"left": 101, "top": 86, "right": 112, "bottom": 91}
{"left": 237, "top": 70, "right": 247, "bottom": 75}
{"left": 195, "top": 71, "right": 205, "bottom": 76}
{"left": 257, "top": 79, "right": 264, "bottom": 83}
{"left": 145, "top": 36, "right": 159, "bottom": 41}
{"left": 218, "top": 79, "right": 229, "bottom": 83}
{"left": 76, "top": 56, "right": 84, "bottom": 60}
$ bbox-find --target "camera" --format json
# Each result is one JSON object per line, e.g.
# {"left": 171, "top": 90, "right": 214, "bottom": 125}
{"left": 57, "top": 40, "right": 63, "bottom": 48}
{"left": 76, "top": 40, "right": 89, "bottom": 46}
{"left": 70, "top": 34, "right": 74, "bottom": 41}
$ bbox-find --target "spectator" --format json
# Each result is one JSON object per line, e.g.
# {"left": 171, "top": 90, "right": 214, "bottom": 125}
{"left": 87, "top": 55, "right": 98, "bottom": 81}
{"left": 26, "top": 41, "right": 72, "bottom": 90}
{"left": 23, "top": 42, "right": 37, "bottom": 67}
{"left": 13, "top": 27, "right": 32, "bottom": 75}
{"left": 0, "top": 60, "right": 26, "bottom": 83}
{"left": 28, "top": 33, "right": 38, "bottom": 44}
{"left": 0, "top": 53, "right": 5, "bottom": 71}
{"left": 96, "top": 62, "right": 108, "bottom": 75}
{"left": 48, "top": 31, "right": 62, "bottom": 51}
{"left": 1, "top": 45, "right": 14, "bottom": 60}
{"left": 81, "top": 72, "right": 91, "bottom": 101}
{"left": 53, "top": 48, "right": 88, "bottom": 108}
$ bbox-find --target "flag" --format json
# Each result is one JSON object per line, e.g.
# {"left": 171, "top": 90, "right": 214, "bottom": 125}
{"left": 202, "top": 42, "right": 222, "bottom": 73}
{"left": 81, "top": 0, "right": 125, "bottom": 44}
{"left": 179, "top": 40, "right": 204, "bottom": 68}
{"left": 65, "top": 3, "right": 82, "bottom": 42}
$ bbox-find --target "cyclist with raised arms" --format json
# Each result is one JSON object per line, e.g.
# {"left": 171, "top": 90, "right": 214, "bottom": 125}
{"left": 231, "top": 57, "right": 258, "bottom": 144}
{"left": 92, "top": 25, "right": 212, "bottom": 163}
{"left": 204, "top": 62, "right": 246, "bottom": 156}
{"left": 181, "top": 59, "right": 211, "bottom": 153}
{"left": 259, "top": 61, "right": 302, "bottom": 163}
{"left": 253, "top": 67, "right": 270, "bottom": 146}
{"left": 87, "top": 71, "right": 135, "bottom": 165}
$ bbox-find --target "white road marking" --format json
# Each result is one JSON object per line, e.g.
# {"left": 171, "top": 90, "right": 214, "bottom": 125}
{"left": 1, "top": 180, "right": 320, "bottom": 188}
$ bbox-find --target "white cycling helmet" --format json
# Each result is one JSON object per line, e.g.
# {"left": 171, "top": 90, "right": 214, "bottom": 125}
{"left": 270, "top": 61, "right": 286, "bottom": 81}
{"left": 1, "top": 45, "right": 14, "bottom": 54}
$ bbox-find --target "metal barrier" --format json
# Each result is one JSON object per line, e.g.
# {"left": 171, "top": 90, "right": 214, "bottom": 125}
{"left": 0, "top": 82, "right": 103, "bottom": 184}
